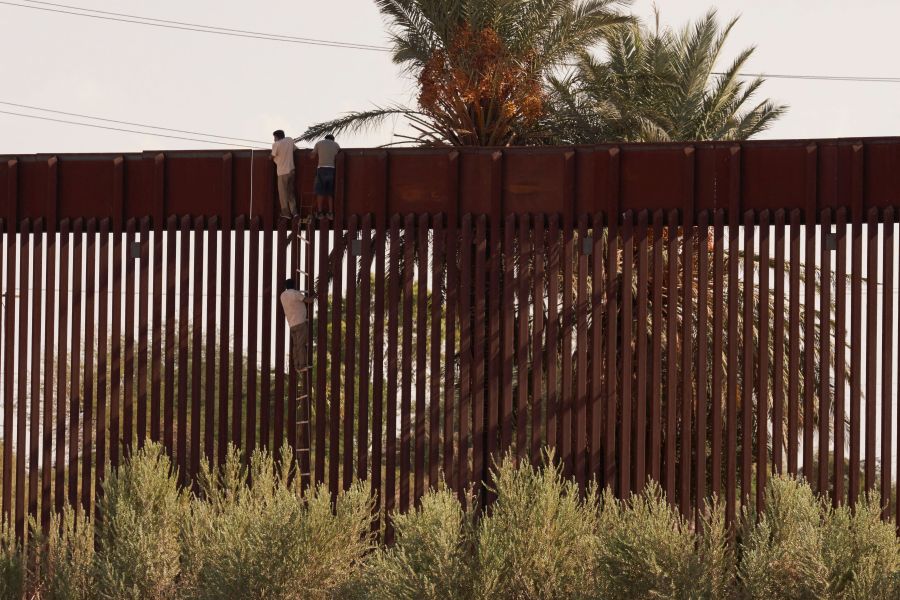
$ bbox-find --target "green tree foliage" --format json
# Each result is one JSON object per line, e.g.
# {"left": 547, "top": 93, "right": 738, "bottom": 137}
{"left": 302, "top": 4, "right": 784, "bottom": 146}
{"left": 546, "top": 9, "right": 786, "bottom": 142}
{"left": 299, "top": 0, "right": 630, "bottom": 145}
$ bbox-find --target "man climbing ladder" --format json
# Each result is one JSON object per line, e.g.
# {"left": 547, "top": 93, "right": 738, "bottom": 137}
{"left": 280, "top": 277, "right": 309, "bottom": 372}
{"left": 272, "top": 125, "right": 316, "bottom": 482}
{"left": 280, "top": 216, "right": 315, "bottom": 485}
{"left": 300, "top": 204, "right": 318, "bottom": 482}
{"left": 273, "top": 129, "right": 337, "bottom": 482}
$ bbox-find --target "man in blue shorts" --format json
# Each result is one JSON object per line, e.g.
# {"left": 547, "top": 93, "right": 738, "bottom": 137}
{"left": 311, "top": 134, "right": 340, "bottom": 219}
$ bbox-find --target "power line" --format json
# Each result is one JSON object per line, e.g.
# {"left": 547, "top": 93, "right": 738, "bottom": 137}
{"left": 564, "top": 63, "right": 900, "bottom": 83}
{"left": 716, "top": 72, "right": 900, "bottom": 83}
{"left": 9, "top": 1, "right": 900, "bottom": 84}
{"left": 558, "top": 65, "right": 900, "bottom": 84}
{"left": 0, "top": 101, "right": 268, "bottom": 145}
{"left": 0, "top": 0, "right": 392, "bottom": 51}
{"left": 0, "top": 109, "right": 260, "bottom": 147}
{"left": 24, "top": 0, "right": 392, "bottom": 50}
{"left": 4, "top": 1, "right": 900, "bottom": 86}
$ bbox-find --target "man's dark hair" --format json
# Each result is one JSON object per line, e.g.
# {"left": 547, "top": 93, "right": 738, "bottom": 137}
{"left": 324, "top": 134, "right": 335, "bottom": 141}
{"left": 273, "top": 130, "right": 285, "bottom": 140}
{"left": 284, "top": 277, "right": 295, "bottom": 290}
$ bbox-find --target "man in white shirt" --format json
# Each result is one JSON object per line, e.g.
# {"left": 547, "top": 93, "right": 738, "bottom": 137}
{"left": 311, "top": 134, "right": 340, "bottom": 219}
{"left": 272, "top": 130, "right": 298, "bottom": 218}
{"left": 280, "top": 277, "right": 309, "bottom": 372}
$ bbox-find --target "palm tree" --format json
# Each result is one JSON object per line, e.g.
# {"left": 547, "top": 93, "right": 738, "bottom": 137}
{"left": 545, "top": 9, "right": 787, "bottom": 143}
{"left": 298, "top": 0, "right": 631, "bottom": 146}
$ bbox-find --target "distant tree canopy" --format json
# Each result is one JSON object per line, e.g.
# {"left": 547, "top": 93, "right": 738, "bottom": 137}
{"left": 299, "top": 2, "right": 785, "bottom": 146}
{"left": 545, "top": 9, "right": 787, "bottom": 143}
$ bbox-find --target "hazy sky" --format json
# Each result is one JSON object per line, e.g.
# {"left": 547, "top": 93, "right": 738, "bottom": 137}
{"left": 1, "top": 0, "right": 899, "bottom": 154}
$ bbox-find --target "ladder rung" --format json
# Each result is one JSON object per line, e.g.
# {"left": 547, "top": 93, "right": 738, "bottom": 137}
{"left": 284, "top": 234, "right": 312, "bottom": 244}
{"left": 297, "top": 420, "right": 310, "bottom": 425}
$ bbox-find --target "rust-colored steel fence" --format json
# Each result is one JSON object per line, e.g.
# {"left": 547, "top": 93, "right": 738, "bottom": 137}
{"left": 2, "top": 140, "right": 900, "bottom": 538}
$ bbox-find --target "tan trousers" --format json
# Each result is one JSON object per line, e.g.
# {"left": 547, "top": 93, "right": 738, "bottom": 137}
{"left": 290, "top": 323, "right": 308, "bottom": 372}
{"left": 277, "top": 171, "right": 298, "bottom": 217}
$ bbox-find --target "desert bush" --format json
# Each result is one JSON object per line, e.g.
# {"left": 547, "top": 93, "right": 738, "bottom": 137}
{"left": 739, "top": 475, "right": 829, "bottom": 599}
{"left": 181, "top": 444, "right": 373, "bottom": 600}
{"left": 27, "top": 506, "right": 95, "bottom": 600}
{"left": 1, "top": 446, "right": 898, "bottom": 599}
{"left": 697, "top": 498, "right": 734, "bottom": 600}
{"left": 352, "top": 485, "right": 475, "bottom": 600}
{"left": 593, "top": 483, "right": 733, "bottom": 600}
{"left": 93, "top": 442, "right": 186, "bottom": 600}
{"left": 475, "top": 453, "right": 599, "bottom": 600}
{"left": 822, "top": 492, "right": 900, "bottom": 600}
{"left": 0, "top": 519, "right": 23, "bottom": 600}
{"left": 355, "top": 455, "right": 740, "bottom": 600}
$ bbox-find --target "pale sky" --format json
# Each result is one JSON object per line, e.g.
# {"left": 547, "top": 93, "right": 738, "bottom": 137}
{"left": 1, "top": 0, "right": 899, "bottom": 154}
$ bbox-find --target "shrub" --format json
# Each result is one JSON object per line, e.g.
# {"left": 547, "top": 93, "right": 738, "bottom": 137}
{"left": 181, "top": 444, "right": 374, "bottom": 600}
{"left": 822, "top": 493, "right": 900, "bottom": 600}
{"left": 739, "top": 475, "right": 828, "bottom": 599}
{"left": 27, "top": 506, "right": 95, "bottom": 600}
{"left": 0, "top": 518, "right": 23, "bottom": 600}
{"left": 593, "top": 483, "right": 733, "bottom": 600}
{"left": 4, "top": 445, "right": 898, "bottom": 599}
{"left": 94, "top": 442, "right": 186, "bottom": 600}
{"left": 697, "top": 497, "right": 734, "bottom": 600}
{"left": 475, "top": 453, "right": 599, "bottom": 600}
{"left": 353, "top": 485, "right": 475, "bottom": 600}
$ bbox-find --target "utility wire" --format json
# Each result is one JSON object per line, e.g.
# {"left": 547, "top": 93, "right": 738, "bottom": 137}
{"left": 32, "top": 0, "right": 900, "bottom": 82}
{"left": 8, "top": 1, "right": 900, "bottom": 84}
{"left": 9, "top": 1, "right": 900, "bottom": 83}
{"left": 0, "top": 0, "right": 392, "bottom": 51}
{"left": 563, "top": 63, "right": 900, "bottom": 83}
{"left": 0, "top": 109, "right": 263, "bottom": 147}
{"left": 727, "top": 72, "right": 900, "bottom": 83}
{"left": 24, "top": 0, "right": 391, "bottom": 50}
{"left": 0, "top": 100, "right": 268, "bottom": 145}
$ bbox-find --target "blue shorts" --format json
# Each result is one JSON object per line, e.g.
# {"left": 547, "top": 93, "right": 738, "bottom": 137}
{"left": 314, "top": 167, "right": 335, "bottom": 196}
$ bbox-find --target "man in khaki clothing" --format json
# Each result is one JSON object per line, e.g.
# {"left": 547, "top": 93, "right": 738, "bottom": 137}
{"left": 280, "top": 277, "right": 309, "bottom": 371}
{"left": 272, "top": 130, "right": 298, "bottom": 218}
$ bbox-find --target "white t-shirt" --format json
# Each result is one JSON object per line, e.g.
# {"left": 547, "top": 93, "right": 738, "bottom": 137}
{"left": 271, "top": 137, "right": 296, "bottom": 176}
{"left": 280, "top": 289, "right": 307, "bottom": 327}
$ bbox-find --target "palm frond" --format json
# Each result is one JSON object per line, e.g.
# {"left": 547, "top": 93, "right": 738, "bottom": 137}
{"left": 298, "top": 106, "right": 429, "bottom": 143}
{"left": 374, "top": 0, "right": 440, "bottom": 70}
{"left": 544, "top": 8, "right": 786, "bottom": 143}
